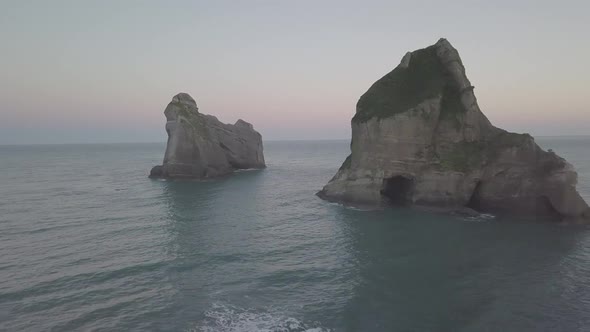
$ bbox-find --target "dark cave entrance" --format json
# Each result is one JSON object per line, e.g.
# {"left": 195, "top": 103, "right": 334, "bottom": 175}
{"left": 381, "top": 176, "right": 414, "bottom": 206}
{"left": 464, "top": 181, "right": 563, "bottom": 221}
{"left": 466, "top": 181, "right": 483, "bottom": 211}
{"left": 536, "top": 196, "right": 562, "bottom": 221}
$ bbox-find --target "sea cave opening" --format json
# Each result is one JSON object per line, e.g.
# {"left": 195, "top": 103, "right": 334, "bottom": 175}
{"left": 536, "top": 196, "right": 562, "bottom": 221}
{"left": 381, "top": 176, "right": 414, "bottom": 206}
{"left": 466, "top": 181, "right": 483, "bottom": 211}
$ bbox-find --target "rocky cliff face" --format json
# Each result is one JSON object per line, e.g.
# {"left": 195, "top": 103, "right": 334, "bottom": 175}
{"left": 318, "top": 38, "right": 589, "bottom": 223}
{"left": 150, "top": 93, "right": 265, "bottom": 179}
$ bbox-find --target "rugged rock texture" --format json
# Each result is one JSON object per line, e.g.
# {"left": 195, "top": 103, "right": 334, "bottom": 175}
{"left": 150, "top": 93, "right": 265, "bottom": 179}
{"left": 318, "top": 38, "right": 589, "bottom": 223}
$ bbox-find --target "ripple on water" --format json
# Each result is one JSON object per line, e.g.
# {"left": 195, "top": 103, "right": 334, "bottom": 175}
{"left": 1, "top": 141, "right": 590, "bottom": 331}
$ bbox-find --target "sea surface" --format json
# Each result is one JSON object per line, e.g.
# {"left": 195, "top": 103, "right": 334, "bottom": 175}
{"left": 1, "top": 137, "right": 589, "bottom": 332}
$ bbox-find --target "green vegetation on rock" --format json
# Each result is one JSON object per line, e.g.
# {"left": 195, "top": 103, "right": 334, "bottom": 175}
{"left": 352, "top": 46, "right": 468, "bottom": 123}
{"left": 168, "top": 101, "right": 212, "bottom": 140}
{"left": 439, "top": 85, "right": 468, "bottom": 130}
{"left": 172, "top": 102, "right": 198, "bottom": 120}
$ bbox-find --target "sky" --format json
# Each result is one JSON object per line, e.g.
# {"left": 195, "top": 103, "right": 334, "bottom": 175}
{"left": 0, "top": 0, "right": 588, "bottom": 144}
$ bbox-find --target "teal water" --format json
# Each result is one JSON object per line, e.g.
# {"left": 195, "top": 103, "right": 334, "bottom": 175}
{"left": 1, "top": 138, "right": 589, "bottom": 331}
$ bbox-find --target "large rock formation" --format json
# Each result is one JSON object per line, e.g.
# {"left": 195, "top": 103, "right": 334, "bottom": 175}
{"left": 318, "top": 38, "right": 589, "bottom": 223}
{"left": 149, "top": 93, "right": 265, "bottom": 179}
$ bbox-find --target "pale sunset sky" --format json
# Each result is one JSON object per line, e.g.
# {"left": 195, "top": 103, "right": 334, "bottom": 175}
{"left": 1, "top": 0, "right": 588, "bottom": 144}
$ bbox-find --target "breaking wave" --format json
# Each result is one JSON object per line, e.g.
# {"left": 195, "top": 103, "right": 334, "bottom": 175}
{"left": 190, "top": 303, "right": 331, "bottom": 332}
{"left": 463, "top": 213, "right": 496, "bottom": 222}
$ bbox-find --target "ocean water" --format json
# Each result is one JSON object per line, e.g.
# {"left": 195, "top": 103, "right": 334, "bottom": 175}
{"left": 1, "top": 138, "right": 589, "bottom": 332}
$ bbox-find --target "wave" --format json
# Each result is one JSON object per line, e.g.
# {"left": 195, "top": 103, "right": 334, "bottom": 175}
{"left": 234, "top": 168, "right": 263, "bottom": 173}
{"left": 190, "top": 302, "right": 330, "bottom": 332}
{"left": 326, "top": 201, "right": 380, "bottom": 212}
{"left": 462, "top": 213, "right": 496, "bottom": 222}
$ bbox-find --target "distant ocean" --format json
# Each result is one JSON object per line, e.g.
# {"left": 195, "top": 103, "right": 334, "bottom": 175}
{"left": 1, "top": 137, "right": 589, "bottom": 331}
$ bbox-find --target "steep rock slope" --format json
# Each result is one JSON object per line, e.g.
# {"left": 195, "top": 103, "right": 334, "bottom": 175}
{"left": 318, "top": 39, "right": 589, "bottom": 223}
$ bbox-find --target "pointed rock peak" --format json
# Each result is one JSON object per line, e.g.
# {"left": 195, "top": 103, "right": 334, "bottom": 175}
{"left": 171, "top": 92, "right": 198, "bottom": 110}
{"left": 164, "top": 93, "right": 199, "bottom": 120}
{"left": 352, "top": 38, "right": 471, "bottom": 123}
{"left": 433, "top": 38, "right": 463, "bottom": 67}
{"left": 436, "top": 37, "right": 450, "bottom": 46}
{"left": 235, "top": 119, "right": 254, "bottom": 130}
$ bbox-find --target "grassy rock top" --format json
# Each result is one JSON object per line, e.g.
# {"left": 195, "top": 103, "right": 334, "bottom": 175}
{"left": 352, "top": 44, "right": 467, "bottom": 123}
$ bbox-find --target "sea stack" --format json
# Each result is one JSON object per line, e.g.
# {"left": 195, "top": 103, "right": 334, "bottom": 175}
{"left": 150, "top": 93, "right": 265, "bottom": 179}
{"left": 318, "top": 38, "right": 589, "bottom": 223}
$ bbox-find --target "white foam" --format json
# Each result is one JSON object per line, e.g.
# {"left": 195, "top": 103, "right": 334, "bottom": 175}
{"left": 190, "top": 302, "right": 331, "bottom": 332}
{"left": 463, "top": 213, "right": 496, "bottom": 222}
{"left": 326, "top": 201, "right": 379, "bottom": 212}
{"left": 234, "top": 168, "right": 262, "bottom": 173}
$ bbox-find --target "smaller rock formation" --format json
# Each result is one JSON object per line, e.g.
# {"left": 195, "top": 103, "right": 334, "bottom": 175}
{"left": 149, "top": 93, "right": 265, "bottom": 179}
{"left": 318, "top": 38, "right": 589, "bottom": 223}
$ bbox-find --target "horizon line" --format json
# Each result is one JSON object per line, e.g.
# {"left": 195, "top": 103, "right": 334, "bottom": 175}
{"left": 1, "top": 135, "right": 590, "bottom": 147}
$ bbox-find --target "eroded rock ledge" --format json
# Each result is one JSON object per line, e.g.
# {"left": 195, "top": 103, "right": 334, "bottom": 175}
{"left": 318, "top": 38, "right": 589, "bottom": 223}
{"left": 150, "top": 93, "right": 265, "bottom": 179}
